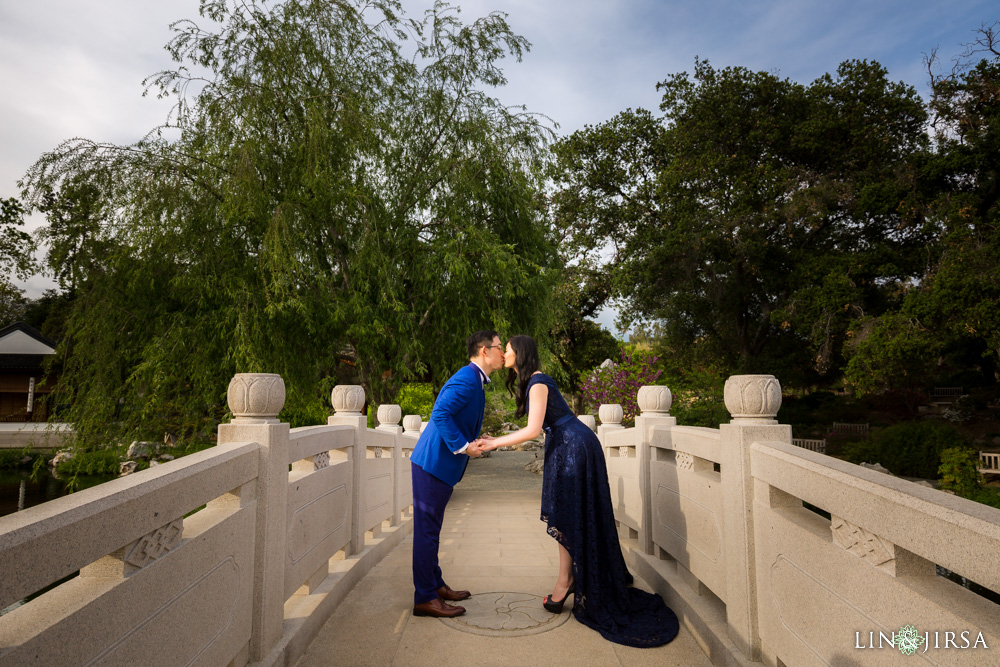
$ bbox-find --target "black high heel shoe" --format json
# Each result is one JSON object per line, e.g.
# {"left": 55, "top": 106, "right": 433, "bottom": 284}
{"left": 543, "top": 582, "right": 576, "bottom": 613}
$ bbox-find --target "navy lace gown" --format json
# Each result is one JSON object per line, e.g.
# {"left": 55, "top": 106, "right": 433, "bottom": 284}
{"left": 528, "top": 373, "right": 679, "bottom": 648}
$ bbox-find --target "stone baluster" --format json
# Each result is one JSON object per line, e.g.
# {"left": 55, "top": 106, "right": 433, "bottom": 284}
{"left": 597, "top": 403, "right": 624, "bottom": 450}
{"left": 328, "top": 385, "right": 366, "bottom": 555}
{"left": 720, "top": 374, "right": 791, "bottom": 662}
{"left": 578, "top": 414, "right": 597, "bottom": 432}
{"left": 402, "top": 414, "right": 422, "bottom": 435}
{"left": 635, "top": 385, "right": 676, "bottom": 555}
{"left": 217, "top": 372, "right": 288, "bottom": 662}
{"left": 376, "top": 404, "right": 403, "bottom": 526}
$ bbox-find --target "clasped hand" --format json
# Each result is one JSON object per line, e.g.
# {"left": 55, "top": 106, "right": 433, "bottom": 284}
{"left": 466, "top": 435, "right": 496, "bottom": 458}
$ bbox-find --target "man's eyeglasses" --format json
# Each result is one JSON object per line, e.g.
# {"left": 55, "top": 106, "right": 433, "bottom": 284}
{"left": 482, "top": 343, "right": 504, "bottom": 351}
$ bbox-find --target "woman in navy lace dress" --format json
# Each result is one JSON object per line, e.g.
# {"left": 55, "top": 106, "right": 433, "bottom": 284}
{"left": 474, "top": 335, "right": 678, "bottom": 648}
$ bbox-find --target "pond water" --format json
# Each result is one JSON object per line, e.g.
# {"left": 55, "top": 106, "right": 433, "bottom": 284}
{"left": 0, "top": 469, "right": 112, "bottom": 517}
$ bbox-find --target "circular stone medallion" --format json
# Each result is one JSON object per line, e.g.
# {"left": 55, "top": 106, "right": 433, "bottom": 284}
{"left": 437, "top": 592, "right": 572, "bottom": 637}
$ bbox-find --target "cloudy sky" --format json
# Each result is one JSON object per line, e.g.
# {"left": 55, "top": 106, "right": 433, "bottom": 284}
{"left": 1, "top": 0, "right": 996, "bottom": 329}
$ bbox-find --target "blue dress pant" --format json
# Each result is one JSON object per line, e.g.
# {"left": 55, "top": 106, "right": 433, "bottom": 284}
{"left": 411, "top": 462, "right": 454, "bottom": 604}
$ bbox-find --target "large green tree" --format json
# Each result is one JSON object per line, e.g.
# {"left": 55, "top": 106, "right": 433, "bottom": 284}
{"left": 550, "top": 59, "right": 929, "bottom": 382}
{"left": 545, "top": 262, "right": 619, "bottom": 413}
{"left": 844, "top": 24, "right": 1000, "bottom": 393}
{"left": 0, "top": 198, "right": 37, "bottom": 327}
{"left": 21, "top": 0, "right": 555, "bottom": 445}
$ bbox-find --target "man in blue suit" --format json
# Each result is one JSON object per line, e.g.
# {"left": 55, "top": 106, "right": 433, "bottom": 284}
{"left": 410, "top": 330, "right": 505, "bottom": 617}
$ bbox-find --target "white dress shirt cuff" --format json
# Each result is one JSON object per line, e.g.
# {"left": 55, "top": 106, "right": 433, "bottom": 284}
{"left": 455, "top": 442, "right": 470, "bottom": 454}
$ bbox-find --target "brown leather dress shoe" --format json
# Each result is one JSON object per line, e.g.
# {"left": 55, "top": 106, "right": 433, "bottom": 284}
{"left": 413, "top": 598, "right": 466, "bottom": 617}
{"left": 436, "top": 585, "right": 472, "bottom": 601}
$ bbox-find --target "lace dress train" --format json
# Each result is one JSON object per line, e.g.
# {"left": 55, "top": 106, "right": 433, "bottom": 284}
{"left": 531, "top": 373, "right": 679, "bottom": 648}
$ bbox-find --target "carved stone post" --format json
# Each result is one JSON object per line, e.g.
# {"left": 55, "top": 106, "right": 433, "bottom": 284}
{"left": 217, "top": 373, "right": 288, "bottom": 662}
{"left": 720, "top": 374, "right": 791, "bottom": 662}
{"left": 635, "top": 386, "right": 676, "bottom": 555}
{"left": 402, "top": 415, "right": 422, "bottom": 435}
{"left": 377, "top": 404, "right": 403, "bottom": 526}
{"left": 328, "top": 385, "right": 366, "bottom": 554}
{"left": 597, "top": 403, "right": 624, "bottom": 450}
{"left": 577, "top": 414, "right": 597, "bottom": 432}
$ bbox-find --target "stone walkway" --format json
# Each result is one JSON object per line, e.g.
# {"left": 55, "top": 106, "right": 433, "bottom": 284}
{"left": 295, "top": 453, "right": 712, "bottom": 666}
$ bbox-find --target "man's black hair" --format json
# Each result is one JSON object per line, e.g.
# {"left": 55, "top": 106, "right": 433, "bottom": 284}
{"left": 467, "top": 330, "right": 499, "bottom": 358}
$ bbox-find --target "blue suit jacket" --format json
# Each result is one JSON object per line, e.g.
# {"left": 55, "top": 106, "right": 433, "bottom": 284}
{"left": 410, "top": 364, "right": 485, "bottom": 487}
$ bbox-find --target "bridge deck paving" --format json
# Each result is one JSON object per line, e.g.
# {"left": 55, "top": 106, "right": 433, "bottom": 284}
{"left": 295, "top": 457, "right": 711, "bottom": 667}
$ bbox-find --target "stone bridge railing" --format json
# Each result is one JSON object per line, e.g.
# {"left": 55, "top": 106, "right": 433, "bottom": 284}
{"left": 0, "top": 374, "right": 422, "bottom": 667}
{"left": 598, "top": 375, "right": 1000, "bottom": 666}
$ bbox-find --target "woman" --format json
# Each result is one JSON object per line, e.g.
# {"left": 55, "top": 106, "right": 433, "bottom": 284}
{"left": 474, "top": 335, "right": 679, "bottom": 648}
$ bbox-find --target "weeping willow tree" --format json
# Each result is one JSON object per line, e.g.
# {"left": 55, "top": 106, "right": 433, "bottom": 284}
{"left": 21, "top": 0, "right": 555, "bottom": 447}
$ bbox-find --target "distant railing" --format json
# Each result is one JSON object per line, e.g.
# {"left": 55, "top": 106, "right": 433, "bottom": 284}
{"left": 791, "top": 437, "right": 826, "bottom": 453}
{"left": 831, "top": 422, "right": 869, "bottom": 436}
{"left": 0, "top": 374, "right": 420, "bottom": 667}
{"left": 0, "top": 422, "right": 73, "bottom": 450}
{"left": 932, "top": 387, "right": 964, "bottom": 400}
{"left": 981, "top": 451, "right": 1000, "bottom": 476}
{"left": 596, "top": 377, "right": 1000, "bottom": 665}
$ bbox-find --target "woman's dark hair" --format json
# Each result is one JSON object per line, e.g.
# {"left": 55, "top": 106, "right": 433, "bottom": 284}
{"left": 505, "top": 335, "right": 540, "bottom": 419}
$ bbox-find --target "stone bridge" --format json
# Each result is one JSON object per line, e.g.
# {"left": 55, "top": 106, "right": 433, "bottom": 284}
{"left": 0, "top": 373, "right": 998, "bottom": 666}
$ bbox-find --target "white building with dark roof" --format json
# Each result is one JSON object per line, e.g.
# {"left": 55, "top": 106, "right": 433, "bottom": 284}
{"left": 0, "top": 321, "right": 57, "bottom": 422}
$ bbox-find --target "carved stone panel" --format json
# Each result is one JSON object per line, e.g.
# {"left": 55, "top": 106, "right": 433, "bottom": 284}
{"left": 125, "top": 518, "right": 184, "bottom": 569}
{"left": 313, "top": 451, "right": 330, "bottom": 470}
{"left": 675, "top": 452, "right": 695, "bottom": 470}
{"left": 831, "top": 515, "right": 894, "bottom": 568}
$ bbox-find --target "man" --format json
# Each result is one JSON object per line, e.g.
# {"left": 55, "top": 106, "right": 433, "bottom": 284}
{"left": 409, "top": 330, "right": 505, "bottom": 617}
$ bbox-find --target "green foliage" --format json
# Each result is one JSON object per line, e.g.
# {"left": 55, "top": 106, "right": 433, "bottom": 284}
{"left": 550, "top": 58, "right": 928, "bottom": 378}
{"left": 21, "top": 0, "right": 555, "bottom": 447}
{"left": 0, "top": 197, "right": 37, "bottom": 327}
{"left": 55, "top": 448, "right": 122, "bottom": 477}
{"left": 278, "top": 398, "right": 329, "bottom": 429}
{"left": 660, "top": 362, "right": 729, "bottom": 428}
{"left": 937, "top": 446, "right": 983, "bottom": 496}
{"left": 845, "top": 29, "right": 1000, "bottom": 393}
{"left": 0, "top": 198, "right": 37, "bottom": 282}
{"left": 843, "top": 313, "right": 941, "bottom": 395}
{"left": 0, "top": 449, "right": 45, "bottom": 470}
{"left": 965, "top": 486, "right": 1000, "bottom": 510}
{"left": 778, "top": 391, "right": 864, "bottom": 435}
{"left": 481, "top": 384, "right": 521, "bottom": 436}
{"left": 545, "top": 264, "right": 620, "bottom": 411}
{"left": 276, "top": 375, "right": 335, "bottom": 428}
{"left": 842, "top": 421, "right": 967, "bottom": 478}
{"left": 396, "top": 383, "right": 435, "bottom": 419}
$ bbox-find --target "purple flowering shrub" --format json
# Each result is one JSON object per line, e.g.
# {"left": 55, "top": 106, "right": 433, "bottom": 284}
{"left": 579, "top": 349, "right": 662, "bottom": 427}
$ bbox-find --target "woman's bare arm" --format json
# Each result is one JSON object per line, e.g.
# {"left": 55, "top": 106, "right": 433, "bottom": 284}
{"left": 479, "top": 382, "right": 548, "bottom": 451}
